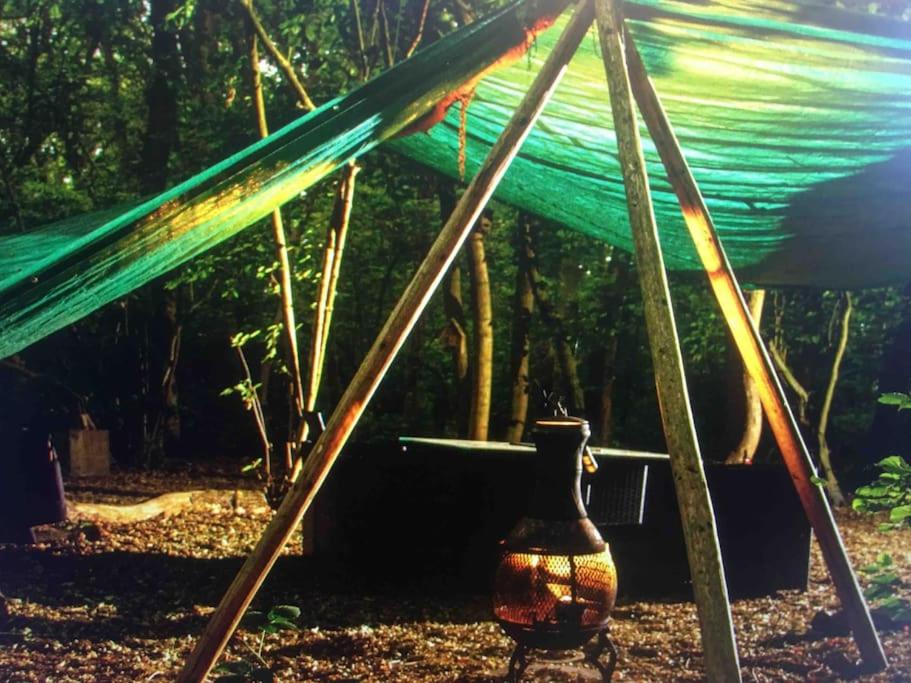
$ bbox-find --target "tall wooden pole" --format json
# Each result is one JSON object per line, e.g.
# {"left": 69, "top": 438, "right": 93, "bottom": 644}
{"left": 177, "top": 3, "right": 595, "bottom": 680}
{"left": 622, "top": 30, "right": 887, "bottom": 671}
{"left": 594, "top": 1, "right": 742, "bottom": 681}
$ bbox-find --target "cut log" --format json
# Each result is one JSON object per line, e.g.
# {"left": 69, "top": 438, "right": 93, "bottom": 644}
{"left": 67, "top": 489, "right": 269, "bottom": 524}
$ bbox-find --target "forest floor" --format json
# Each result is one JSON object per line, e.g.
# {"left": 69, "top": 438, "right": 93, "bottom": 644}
{"left": 0, "top": 463, "right": 909, "bottom": 682}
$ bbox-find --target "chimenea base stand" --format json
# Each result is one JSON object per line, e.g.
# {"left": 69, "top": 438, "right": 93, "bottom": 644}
{"left": 507, "top": 629, "right": 619, "bottom": 683}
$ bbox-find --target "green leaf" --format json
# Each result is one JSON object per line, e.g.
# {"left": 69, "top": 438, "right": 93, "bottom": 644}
{"left": 810, "top": 475, "right": 827, "bottom": 486}
{"left": 889, "top": 505, "right": 911, "bottom": 523}
{"left": 241, "top": 610, "right": 267, "bottom": 630}
{"left": 269, "top": 605, "right": 301, "bottom": 621}
{"left": 266, "top": 616, "right": 299, "bottom": 631}
{"left": 878, "top": 456, "right": 911, "bottom": 473}
{"left": 864, "top": 584, "right": 892, "bottom": 601}
{"left": 241, "top": 458, "right": 263, "bottom": 474}
{"left": 878, "top": 596, "right": 906, "bottom": 610}
{"left": 870, "top": 571, "right": 899, "bottom": 585}
{"left": 855, "top": 485, "right": 889, "bottom": 499}
{"left": 877, "top": 552, "right": 894, "bottom": 567}
{"left": 878, "top": 392, "right": 911, "bottom": 409}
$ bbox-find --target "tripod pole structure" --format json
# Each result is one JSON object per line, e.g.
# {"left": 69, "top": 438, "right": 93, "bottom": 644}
{"left": 176, "top": 3, "right": 595, "bottom": 680}
{"left": 622, "top": 25, "right": 886, "bottom": 673}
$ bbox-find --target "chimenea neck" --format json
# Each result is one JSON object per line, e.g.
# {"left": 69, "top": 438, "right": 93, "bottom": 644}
{"left": 529, "top": 417, "right": 589, "bottom": 521}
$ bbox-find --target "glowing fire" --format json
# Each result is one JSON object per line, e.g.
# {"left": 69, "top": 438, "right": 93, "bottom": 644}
{"left": 493, "top": 549, "right": 617, "bottom": 629}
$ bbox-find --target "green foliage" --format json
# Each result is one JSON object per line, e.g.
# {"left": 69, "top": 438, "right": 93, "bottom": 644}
{"left": 878, "top": 392, "right": 911, "bottom": 410}
{"left": 214, "top": 604, "right": 301, "bottom": 682}
{"left": 853, "top": 394, "right": 911, "bottom": 529}
{"left": 853, "top": 455, "right": 911, "bottom": 528}
{"left": 241, "top": 605, "right": 301, "bottom": 635}
{"left": 860, "top": 553, "right": 911, "bottom": 625}
{"left": 3, "top": 0, "right": 910, "bottom": 468}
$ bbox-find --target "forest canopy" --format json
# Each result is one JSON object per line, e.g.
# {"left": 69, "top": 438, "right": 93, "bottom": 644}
{"left": 1, "top": 0, "right": 910, "bottom": 497}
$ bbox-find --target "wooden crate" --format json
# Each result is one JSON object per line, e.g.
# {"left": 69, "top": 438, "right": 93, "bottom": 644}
{"left": 62, "top": 429, "right": 111, "bottom": 477}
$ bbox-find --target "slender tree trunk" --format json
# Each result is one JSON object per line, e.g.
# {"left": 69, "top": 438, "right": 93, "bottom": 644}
{"left": 467, "top": 213, "right": 492, "bottom": 440}
{"left": 306, "top": 163, "right": 360, "bottom": 416}
{"left": 725, "top": 289, "right": 766, "bottom": 464}
{"left": 438, "top": 187, "right": 470, "bottom": 436}
{"left": 526, "top": 228, "right": 585, "bottom": 415}
{"left": 596, "top": 250, "right": 630, "bottom": 445}
{"left": 506, "top": 212, "right": 535, "bottom": 443}
{"left": 597, "top": 334, "right": 619, "bottom": 444}
{"left": 817, "top": 292, "right": 852, "bottom": 506}
{"left": 249, "top": 28, "right": 304, "bottom": 480}
{"left": 866, "top": 283, "right": 911, "bottom": 465}
{"left": 139, "top": 0, "right": 180, "bottom": 194}
{"left": 769, "top": 340, "right": 811, "bottom": 427}
{"left": 160, "top": 290, "right": 182, "bottom": 452}
{"left": 136, "top": 0, "right": 182, "bottom": 463}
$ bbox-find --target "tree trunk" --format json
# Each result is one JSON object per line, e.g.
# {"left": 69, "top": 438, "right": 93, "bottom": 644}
{"left": 306, "top": 163, "right": 360, "bottom": 421}
{"left": 866, "top": 283, "right": 911, "bottom": 465}
{"left": 138, "top": 0, "right": 180, "bottom": 194}
{"left": 725, "top": 289, "right": 766, "bottom": 464}
{"left": 159, "top": 290, "right": 182, "bottom": 452}
{"left": 817, "top": 293, "right": 852, "bottom": 506}
{"left": 438, "top": 185, "right": 470, "bottom": 430}
{"left": 526, "top": 227, "right": 585, "bottom": 415}
{"left": 467, "top": 213, "right": 493, "bottom": 440}
{"left": 506, "top": 212, "right": 535, "bottom": 442}
{"left": 249, "top": 28, "right": 305, "bottom": 429}
{"left": 595, "top": 250, "right": 631, "bottom": 445}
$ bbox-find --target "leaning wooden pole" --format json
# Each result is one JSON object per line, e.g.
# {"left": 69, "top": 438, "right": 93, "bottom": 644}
{"left": 177, "top": 4, "right": 594, "bottom": 679}
{"left": 623, "top": 29, "right": 887, "bottom": 672}
{"left": 594, "top": 1, "right": 742, "bottom": 681}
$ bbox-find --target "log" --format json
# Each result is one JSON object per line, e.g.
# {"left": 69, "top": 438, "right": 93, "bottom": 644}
{"left": 623, "top": 28, "right": 887, "bottom": 671}
{"left": 67, "top": 490, "right": 269, "bottom": 524}
{"left": 594, "top": 1, "right": 742, "bottom": 680}
{"left": 176, "top": 4, "right": 595, "bottom": 680}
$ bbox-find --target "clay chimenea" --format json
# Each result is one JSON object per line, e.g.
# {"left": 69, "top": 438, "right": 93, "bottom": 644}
{"left": 493, "top": 417, "right": 618, "bottom": 681}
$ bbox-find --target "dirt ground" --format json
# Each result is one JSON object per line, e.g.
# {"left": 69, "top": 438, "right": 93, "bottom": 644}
{"left": 0, "top": 464, "right": 909, "bottom": 682}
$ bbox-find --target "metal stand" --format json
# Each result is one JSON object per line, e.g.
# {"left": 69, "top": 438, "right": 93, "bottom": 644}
{"left": 506, "top": 630, "right": 618, "bottom": 682}
{"left": 585, "top": 630, "right": 618, "bottom": 681}
{"left": 507, "top": 642, "right": 530, "bottom": 683}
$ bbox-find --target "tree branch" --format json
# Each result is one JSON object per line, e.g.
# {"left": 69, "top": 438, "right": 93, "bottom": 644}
{"left": 768, "top": 341, "right": 811, "bottom": 426}
{"left": 241, "top": 0, "right": 316, "bottom": 111}
{"left": 403, "top": 0, "right": 431, "bottom": 59}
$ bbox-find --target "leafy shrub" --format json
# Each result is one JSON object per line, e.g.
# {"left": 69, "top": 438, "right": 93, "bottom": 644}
{"left": 860, "top": 553, "right": 911, "bottom": 627}
{"left": 852, "top": 393, "right": 911, "bottom": 530}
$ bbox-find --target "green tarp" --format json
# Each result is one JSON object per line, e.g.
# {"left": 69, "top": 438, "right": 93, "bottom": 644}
{"left": 392, "top": 0, "right": 911, "bottom": 288}
{"left": 1, "top": 0, "right": 910, "bottom": 359}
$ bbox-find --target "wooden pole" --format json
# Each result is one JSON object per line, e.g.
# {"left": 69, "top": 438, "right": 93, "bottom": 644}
{"left": 593, "top": 1, "right": 742, "bottom": 681}
{"left": 622, "top": 29, "right": 887, "bottom": 671}
{"left": 177, "top": 3, "right": 594, "bottom": 679}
